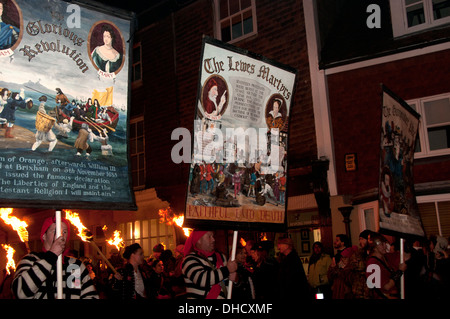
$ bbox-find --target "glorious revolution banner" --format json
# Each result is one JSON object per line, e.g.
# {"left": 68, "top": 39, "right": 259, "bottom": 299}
{"left": 378, "top": 85, "right": 425, "bottom": 238}
{"left": 0, "top": 0, "right": 136, "bottom": 210}
{"left": 184, "top": 37, "right": 297, "bottom": 231}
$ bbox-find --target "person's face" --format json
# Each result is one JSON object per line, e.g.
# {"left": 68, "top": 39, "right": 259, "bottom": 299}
{"left": 196, "top": 231, "right": 215, "bottom": 253}
{"left": 334, "top": 237, "right": 343, "bottom": 249}
{"left": 208, "top": 85, "right": 218, "bottom": 101}
{"left": 278, "top": 243, "right": 290, "bottom": 255}
{"left": 375, "top": 241, "right": 389, "bottom": 255}
{"left": 153, "top": 261, "right": 164, "bottom": 274}
{"left": 0, "top": 4, "right": 3, "bottom": 17}
{"left": 273, "top": 101, "right": 280, "bottom": 113}
{"left": 131, "top": 248, "right": 144, "bottom": 266}
{"left": 1, "top": 91, "right": 7, "bottom": 101}
{"left": 153, "top": 251, "right": 161, "bottom": 259}
{"left": 235, "top": 249, "right": 247, "bottom": 264}
{"left": 103, "top": 31, "right": 112, "bottom": 46}
{"left": 42, "top": 222, "right": 68, "bottom": 251}
{"left": 313, "top": 244, "right": 322, "bottom": 255}
{"left": 359, "top": 237, "right": 368, "bottom": 248}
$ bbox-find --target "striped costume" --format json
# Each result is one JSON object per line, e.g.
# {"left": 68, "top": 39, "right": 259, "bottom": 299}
{"left": 12, "top": 251, "right": 98, "bottom": 299}
{"left": 182, "top": 251, "right": 229, "bottom": 299}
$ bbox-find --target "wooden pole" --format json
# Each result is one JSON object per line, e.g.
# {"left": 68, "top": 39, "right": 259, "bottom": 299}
{"left": 227, "top": 230, "right": 238, "bottom": 299}
{"left": 55, "top": 210, "right": 63, "bottom": 299}
{"left": 89, "top": 241, "right": 117, "bottom": 274}
{"left": 400, "top": 238, "right": 405, "bottom": 299}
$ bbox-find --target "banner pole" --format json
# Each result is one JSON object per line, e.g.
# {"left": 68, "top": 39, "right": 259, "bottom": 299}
{"left": 55, "top": 210, "right": 63, "bottom": 299}
{"left": 227, "top": 230, "right": 238, "bottom": 299}
{"left": 400, "top": 238, "right": 405, "bottom": 299}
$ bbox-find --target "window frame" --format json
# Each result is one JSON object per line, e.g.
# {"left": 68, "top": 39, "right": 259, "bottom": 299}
{"left": 131, "top": 42, "right": 142, "bottom": 87}
{"left": 390, "top": 0, "right": 450, "bottom": 37}
{"left": 417, "top": 193, "right": 450, "bottom": 237}
{"left": 129, "top": 116, "right": 146, "bottom": 190}
{"left": 214, "top": 0, "right": 258, "bottom": 44}
{"left": 407, "top": 92, "right": 450, "bottom": 159}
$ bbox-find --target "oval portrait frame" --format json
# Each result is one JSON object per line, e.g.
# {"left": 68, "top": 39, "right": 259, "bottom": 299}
{"left": 265, "top": 93, "right": 287, "bottom": 130}
{"left": 87, "top": 20, "right": 125, "bottom": 75}
{"left": 0, "top": 0, "right": 23, "bottom": 52}
{"left": 200, "top": 74, "right": 229, "bottom": 120}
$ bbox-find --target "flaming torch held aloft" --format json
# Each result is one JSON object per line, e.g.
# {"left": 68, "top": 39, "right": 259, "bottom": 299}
{"left": 1, "top": 244, "right": 16, "bottom": 275}
{"left": 0, "top": 208, "right": 30, "bottom": 253}
{"left": 64, "top": 210, "right": 118, "bottom": 274}
{"left": 158, "top": 208, "right": 192, "bottom": 237}
{"left": 106, "top": 230, "right": 125, "bottom": 251}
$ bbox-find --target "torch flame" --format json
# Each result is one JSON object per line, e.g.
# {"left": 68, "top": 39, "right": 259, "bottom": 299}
{"left": 64, "top": 210, "right": 93, "bottom": 242}
{"left": 106, "top": 230, "right": 125, "bottom": 250}
{"left": 2, "top": 244, "right": 16, "bottom": 275}
{"left": 240, "top": 238, "right": 247, "bottom": 247}
{"left": 0, "top": 208, "right": 29, "bottom": 243}
{"left": 158, "top": 208, "right": 192, "bottom": 237}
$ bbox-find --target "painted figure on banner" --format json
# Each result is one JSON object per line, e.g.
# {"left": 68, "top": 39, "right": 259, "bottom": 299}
{"left": 0, "top": 87, "right": 32, "bottom": 138}
{"left": 202, "top": 75, "right": 228, "bottom": 120}
{"left": 265, "top": 95, "right": 286, "bottom": 130}
{"left": 90, "top": 22, "right": 124, "bottom": 75}
{"left": 0, "top": 0, "right": 21, "bottom": 52}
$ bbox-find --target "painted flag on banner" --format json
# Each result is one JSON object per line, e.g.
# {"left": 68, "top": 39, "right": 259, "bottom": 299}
{"left": 378, "top": 85, "right": 425, "bottom": 238}
{"left": 183, "top": 37, "right": 297, "bottom": 231}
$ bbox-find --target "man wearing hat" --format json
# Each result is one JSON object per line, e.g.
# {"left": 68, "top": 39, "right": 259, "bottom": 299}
{"left": 12, "top": 217, "right": 98, "bottom": 299}
{"left": 182, "top": 230, "right": 237, "bottom": 299}
{"left": 276, "top": 236, "right": 310, "bottom": 300}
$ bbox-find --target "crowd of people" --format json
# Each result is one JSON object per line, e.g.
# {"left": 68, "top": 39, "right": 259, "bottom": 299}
{"left": 307, "top": 232, "right": 450, "bottom": 300}
{"left": 3, "top": 217, "right": 449, "bottom": 300}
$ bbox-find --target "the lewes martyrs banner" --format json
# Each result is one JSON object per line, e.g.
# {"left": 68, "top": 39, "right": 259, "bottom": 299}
{"left": 379, "top": 85, "right": 424, "bottom": 238}
{"left": 0, "top": 0, "right": 136, "bottom": 210}
{"left": 184, "top": 37, "right": 297, "bottom": 231}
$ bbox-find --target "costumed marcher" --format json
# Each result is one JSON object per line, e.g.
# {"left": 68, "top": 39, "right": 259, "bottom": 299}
{"left": 12, "top": 217, "right": 99, "bottom": 299}
{"left": 182, "top": 230, "right": 237, "bottom": 299}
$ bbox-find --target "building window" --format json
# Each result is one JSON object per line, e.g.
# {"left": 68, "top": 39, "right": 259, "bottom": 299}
{"left": 132, "top": 43, "right": 142, "bottom": 84}
{"left": 119, "top": 219, "right": 175, "bottom": 257}
{"left": 417, "top": 194, "right": 450, "bottom": 238}
{"left": 130, "top": 117, "right": 146, "bottom": 189}
{"left": 215, "top": 0, "right": 257, "bottom": 43}
{"left": 408, "top": 93, "right": 450, "bottom": 158}
{"left": 390, "top": 0, "right": 450, "bottom": 37}
{"left": 358, "top": 201, "right": 379, "bottom": 232}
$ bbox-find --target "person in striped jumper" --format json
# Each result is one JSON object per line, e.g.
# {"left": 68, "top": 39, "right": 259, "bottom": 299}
{"left": 182, "top": 230, "right": 237, "bottom": 299}
{"left": 12, "top": 217, "right": 99, "bottom": 299}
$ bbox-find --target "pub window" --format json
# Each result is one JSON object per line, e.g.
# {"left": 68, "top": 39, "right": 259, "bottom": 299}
{"left": 119, "top": 219, "right": 175, "bottom": 257}
{"left": 408, "top": 93, "right": 450, "bottom": 158}
{"left": 417, "top": 195, "right": 450, "bottom": 238}
{"left": 390, "top": 0, "right": 450, "bottom": 37}
{"left": 129, "top": 116, "right": 146, "bottom": 189}
{"left": 215, "top": 0, "right": 257, "bottom": 43}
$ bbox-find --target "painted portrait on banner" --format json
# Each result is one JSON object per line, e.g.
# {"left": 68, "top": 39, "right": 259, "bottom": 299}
{"left": 184, "top": 37, "right": 297, "bottom": 231}
{"left": 0, "top": 0, "right": 135, "bottom": 210}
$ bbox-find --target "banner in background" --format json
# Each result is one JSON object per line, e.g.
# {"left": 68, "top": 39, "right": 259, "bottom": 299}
{"left": 378, "top": 85, "right": 424, "bottom": 238}
{"left": 184, "top": 37, "right": 297, "bottom": 231}
{"left": 0, "top": 0, "right": 136, "bottom": 210}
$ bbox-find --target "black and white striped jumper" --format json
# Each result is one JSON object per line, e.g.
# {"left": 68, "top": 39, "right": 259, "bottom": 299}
{"left": 12, "top": 251, "right": 99, "bottom": 299}
{"left": 182, "top": 251, "right": 229, "bottom": 299}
